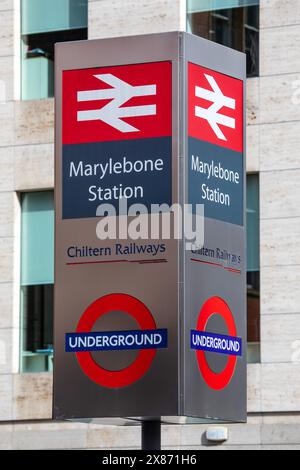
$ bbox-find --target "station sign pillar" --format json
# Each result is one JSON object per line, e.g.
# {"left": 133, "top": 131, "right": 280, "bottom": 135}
{"left": 53, "top": 32, "right": 247, "bottom": 423}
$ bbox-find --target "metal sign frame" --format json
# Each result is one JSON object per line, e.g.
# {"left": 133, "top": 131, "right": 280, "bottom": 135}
{"left": 53, "top": 32, "right": 246, "bottom": 423}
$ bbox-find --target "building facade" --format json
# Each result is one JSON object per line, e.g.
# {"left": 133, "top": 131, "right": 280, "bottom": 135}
{"left": 0, "top": 0, "right": 300, "bottom": 449}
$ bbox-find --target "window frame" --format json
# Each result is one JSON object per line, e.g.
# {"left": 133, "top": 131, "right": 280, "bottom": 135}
{"left": 19, "top": 190, "right": 55, "bottom": 373}
{"left": 20, "top": 0, "right": 88, "bottom": 101}
{"left": 246, "top": 173, "right": 260, "bottom": 363}
{"left": 186, "top": 0, "right": 260, "bottom": 78}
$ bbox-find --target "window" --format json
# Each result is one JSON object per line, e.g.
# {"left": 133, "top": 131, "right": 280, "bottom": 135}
{"left": 20, "top": 191, "right": 54, "bottom": 372}
{"left": 187, "top": 0, "right": 259, "bottom": 77}
{"left": 246, "top": 174, "right": 260, "bottom": 362}
{"left": 21, "top": 0, "right": 88, "bottom": 100}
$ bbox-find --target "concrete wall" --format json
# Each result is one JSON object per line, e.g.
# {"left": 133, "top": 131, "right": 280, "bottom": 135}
{"left": 88, "top": 0, "right": 187, "bottom": 39}
{"left": 259, "top": 0, "right": 300, "bottom": 412}
{"left": 2, "top": 415, "right": 300, "bottom": 450}
{"left": 0, "top": 0, "right": 300, "bottom": 449}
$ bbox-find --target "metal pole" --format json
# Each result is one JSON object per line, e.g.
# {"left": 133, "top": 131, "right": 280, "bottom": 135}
{"left": 141, "top": 420, "right": 161, "bottom": 450}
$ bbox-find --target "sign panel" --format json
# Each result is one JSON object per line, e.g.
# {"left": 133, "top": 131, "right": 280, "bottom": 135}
{"left": 62, "top": 62, "right": 172, "bottom": 219}
{"left": 188, "top": 63, "right": 244, "bottom": 226}
{"left": 54, "top": 32, "right": 246, "bottom": 423}
{"left": 188, "top": 63, "right": 243, "bottom": 152}
{"left": 184, "top": 41, "right": 246, "bottom": 422}
{"left": 54, "top": 38, "right": 178, "bottom": 420}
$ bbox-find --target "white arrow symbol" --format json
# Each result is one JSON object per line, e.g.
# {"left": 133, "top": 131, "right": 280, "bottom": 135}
{"left": 77, "top": 74, "right": 157, "bottom": 133}
{"left": 195, "top": 74, "right": 236, "bottom": 141}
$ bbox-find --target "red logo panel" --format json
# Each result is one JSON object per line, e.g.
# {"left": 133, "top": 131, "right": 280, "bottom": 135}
{"left": 76, "top": 293, "right": 157, "bottom": 389}
{"left": 195, "top": 297, "right": 238, "bottom": 391}
{"left": 188, "top": 63, "right": 243, "bottom": 153}
{"left": 63, "top": 61, "right": 172, "bottom": 145}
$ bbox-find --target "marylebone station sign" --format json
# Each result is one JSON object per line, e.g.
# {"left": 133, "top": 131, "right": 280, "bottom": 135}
{"left": 53, "top": 32, "right": 247, "bottom": 423}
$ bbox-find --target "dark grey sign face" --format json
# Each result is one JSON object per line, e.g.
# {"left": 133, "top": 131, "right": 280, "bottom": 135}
{"left": 53, "top": 32, "right": 246, "bottom": 422}
{"left": 184, "top": 221, "right": 247, "bottom": 421}
{"left": 54, "top": 34, "right": 180, "bottom": 420}
{"left": 183, "top": 35, "right": 247, "bottom": 422}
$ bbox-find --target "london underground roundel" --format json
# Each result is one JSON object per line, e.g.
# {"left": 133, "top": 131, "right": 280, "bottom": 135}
{"left": 191, "top": 296, "right": 242, "bottom": 391}
{"left": 66, "top": 293, "right": 167, "bottom": 389}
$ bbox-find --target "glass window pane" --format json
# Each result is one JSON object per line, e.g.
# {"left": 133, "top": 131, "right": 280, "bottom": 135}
{"left": 21, "top": 50, "right": 54, "bottom": 100}
{"left": 187, "top": 0, "right": 259, "bottom": 13}
{"left": 187, "top": 2, "right": 259, "bottom": 77}
{"left": 21, "top": 1, "right": 88, "bottom": 100}
{"left": 20, "top": 191, "right": 54, "bottom": 373}
{"left": 21, "top": 191, "right": 54, "bottom": 286}
{"left": 21, "top": 0, "right": 88, "bottom": 35}
{"left": 21, "top": 28, "right": 87, "bottom": 100}
{"left": 247, "top": 174, "right": 260, "bottom": 272}
{"left": 21, "top": 284, "right": 54, "bottom": 373}
{"left": 246, "top": 174, "right": 260, "bottom": 355}
{"left": 21, "top": 285, "right": 54, "bottom": 352}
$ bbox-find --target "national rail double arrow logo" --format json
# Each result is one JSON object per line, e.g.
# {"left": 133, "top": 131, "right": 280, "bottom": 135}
{"left": 195, "top": 74, "right": 236, "bottom": 142}
{"left": 63, "top": 61, "right": 172, "bottom": 145}
{"left": 188, "top": 62, "right": 243, "bottom": 153}
{"left": 77, "top": 74, "right": 157, "bottom": 133}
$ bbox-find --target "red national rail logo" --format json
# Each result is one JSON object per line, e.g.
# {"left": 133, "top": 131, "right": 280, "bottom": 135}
{"left": 188, "top": 63, "right": 244, "bottom": 153}
{"left": 63, "top": 61, "right": 172, "bottom": 145}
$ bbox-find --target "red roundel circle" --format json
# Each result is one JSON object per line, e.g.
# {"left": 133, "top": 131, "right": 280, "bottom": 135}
{"left": 76, "top": 293, "right": 157, "bottom": 389}
{"left": 195, "top": 296, "right": 237, "bottom": 391}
